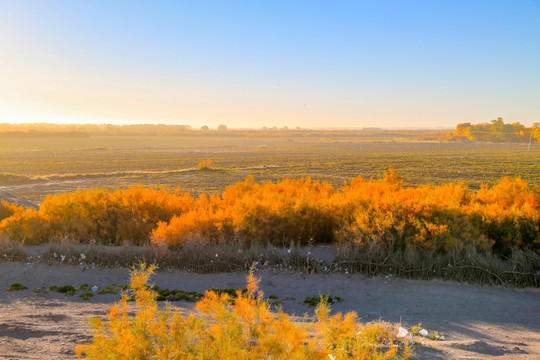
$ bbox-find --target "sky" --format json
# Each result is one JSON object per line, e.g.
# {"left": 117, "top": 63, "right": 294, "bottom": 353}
{"left": 0, "top": 0, "right": 539, "bottom": 129}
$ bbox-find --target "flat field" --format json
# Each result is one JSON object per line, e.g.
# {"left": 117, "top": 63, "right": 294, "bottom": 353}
{"left": 1, "top": 133, "right": 539, "bottom": 204}
{"left": 1, "top": 133, "right": 539, "bottom": 359}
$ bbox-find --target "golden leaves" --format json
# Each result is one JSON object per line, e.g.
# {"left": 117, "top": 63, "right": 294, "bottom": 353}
{"left": 77, "top": 265, "right": 411, "bottom": 360}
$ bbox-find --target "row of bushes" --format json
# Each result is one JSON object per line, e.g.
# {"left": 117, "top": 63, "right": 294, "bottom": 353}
{"left": 0, "top": 186, "right": 194, "bottom": 245}
{"left": 1, "top": 170, "right": 538, "bottom": 254}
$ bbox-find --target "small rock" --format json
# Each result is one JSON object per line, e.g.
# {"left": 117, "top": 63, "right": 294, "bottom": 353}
{"left": 397, "top": 327, "right": 408, "bottom": 338}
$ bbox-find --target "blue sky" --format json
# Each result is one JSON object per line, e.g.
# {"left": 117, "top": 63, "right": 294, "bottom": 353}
{"left": 0, "top": 0, "right": 539, "bottom": 128}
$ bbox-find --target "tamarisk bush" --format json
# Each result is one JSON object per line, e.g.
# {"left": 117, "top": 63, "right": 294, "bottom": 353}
{"left": 76, "top": 265, "right": 412, "bottom": 360}
{"left": 1, "top": 170, "right": 538, "bottom": 255}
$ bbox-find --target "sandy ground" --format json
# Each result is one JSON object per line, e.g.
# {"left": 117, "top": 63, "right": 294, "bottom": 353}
{"left": 0, "top": 261, "right": 539, "bottom": 360}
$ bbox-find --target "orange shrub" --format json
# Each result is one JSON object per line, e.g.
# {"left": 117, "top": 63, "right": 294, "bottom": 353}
{"left": 470, "top": 177, "right": 540, "bottom": 253}
{"left": 0, "top": 200, "right": 24, "bottom": 221}
{"left": 333, "top": 173, "right": 534, "bottom": 251}
{"left": 103, "top": 187, "right": 194, "bottom": 244}
{"left": 76, "top": 265, "right": 412, "bottom": 359}
{"left": 1, "top": 171, "right": 539, "bottom": 253}
{"left": 0, "top": 208, "right": 49, "bottom": 245}
{"left": 197, "top": 159, "right": 213, "bottom": 169}
{"left": 0, "top": 187, "right": 194, "bottom": 245}
{"left": 231, "top": 177, "right": 338, "bottom": 245}
{"left": 152, "top": 177, "right": 339, "bottom": 247}
{"left": 152, "top": 194, "right": 235, "bottom": 247}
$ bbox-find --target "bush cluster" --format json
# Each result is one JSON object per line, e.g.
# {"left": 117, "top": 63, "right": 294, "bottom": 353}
{"left": 0, "top": 200, "right": 24, "bottom": 222}
{"left": 1, "top": 170, "right": 538, "bottom": 255}
{"left": 0, "top": 187, "right": 193, "bottom": 245}
{"left": 76, "top": 265, "right": 412, "bottom": 359}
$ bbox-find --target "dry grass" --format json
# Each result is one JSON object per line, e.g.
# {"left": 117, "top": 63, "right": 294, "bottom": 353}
{"left": 334, "top": 243, "right": 540, "bottom": 287}
{"left": 38, "top": 239, "right": 540, "bottom": 287}
{"left": 0, "top": 234, "right": 28, "bottom": 261}
{"left": 42, "top": 238, "right": 314, "bottom": 273}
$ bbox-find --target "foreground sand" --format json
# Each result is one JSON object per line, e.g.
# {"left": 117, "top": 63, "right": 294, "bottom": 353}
{"left": 1, "top": 261, "right": 539, "bottom": 359}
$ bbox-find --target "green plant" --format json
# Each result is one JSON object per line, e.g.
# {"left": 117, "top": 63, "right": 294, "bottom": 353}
{"left": 150, "top": 285, "right": 203, "bottom": 302}
{"left": 6, "top": 283, "right": 28, "bottom": 291}
{"left": 48, "top": 285, "right": 77, "bottom": 296}
{"left": 80, "top": 292, "right": 94, "bottom": 300}
{"left": 97, "top": 285, "right": 118, "bottom": 295}
{"left": 303, "top": 294, "right": 343, "bottom": 307}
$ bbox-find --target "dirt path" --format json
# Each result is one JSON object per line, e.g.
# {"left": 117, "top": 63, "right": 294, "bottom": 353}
{"left": 1, "top": 262, "right": 539, "bottom": 359}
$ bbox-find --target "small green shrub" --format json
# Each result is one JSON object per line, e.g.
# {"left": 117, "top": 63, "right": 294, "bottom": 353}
{"left": 97, "top": 285, "right": 118, "bottom": 295}
{"left": 303, "top": 294, "right": 344, "bottom": 307}
{"left": 49, "top": 285, "right": 77, "bottom": 296}
{"left": 150, "top": 285, "right": 203, "bottom": 302}
{"left": 80, "top": 292, "right": 94, "bottom": 300}
{"left": 6, "top": 283, "right": 28, "bottom": 291}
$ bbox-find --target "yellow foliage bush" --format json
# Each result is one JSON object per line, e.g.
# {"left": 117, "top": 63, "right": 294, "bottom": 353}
{"left": 0, "top": 200, "right": 24, "bottom": 221}
{"left": 197, "top": 159, "right": 213, "bottom": 169}
{"left": 152, "top": 171, "right": 539, "bottom": 253}
{"left": 76, "top": 265, "right": 412, "bottom": 359}
{"left": 1, "top": 170, "right": 538, "bottom": 253}
{"left": 153, "top": 177, "right": 339, "bottom": 247}
{"left": 0, "top": 187, "right": 194, "bottom": 245}
{"left": 0, "top": 207, "right": 48, "bottom": 245}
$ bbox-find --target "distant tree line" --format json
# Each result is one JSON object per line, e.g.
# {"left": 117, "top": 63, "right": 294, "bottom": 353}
{"left": 0, "top": 123, "right": 237, "bottom": 137}
{"left": 454, "top": 117, "right": 540, "bottom": 143}
{"left": 0, "top": 123, "right": 194, "bottom": 136}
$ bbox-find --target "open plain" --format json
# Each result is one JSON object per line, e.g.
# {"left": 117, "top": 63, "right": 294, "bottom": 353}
{"left": 1, "top": 133, "right": 539, "bottom": 359}
{"left": 1, "top": 133, "right": 539, "bottom": 205}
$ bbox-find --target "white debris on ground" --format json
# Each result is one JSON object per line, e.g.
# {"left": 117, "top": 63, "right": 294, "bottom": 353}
{"left": 397, "top": 327, "right": 408, "bottom": 338}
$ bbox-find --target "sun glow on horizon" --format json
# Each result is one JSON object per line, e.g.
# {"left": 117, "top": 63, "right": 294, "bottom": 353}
{"left": 0, "top": 1, "right": 538, "bottom": 128}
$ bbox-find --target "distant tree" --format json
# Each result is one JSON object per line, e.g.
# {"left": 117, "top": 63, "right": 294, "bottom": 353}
{"left": 490, "top": 117, "right": 505, "bottom": 140}
{"left": 533, "top": 127, "right": 540, "bottom": 142}
{"left": 453, "top": 118, "right": 538, "bottom": 143}
{"left": 201, "top": 125, "right": 209, "bottom": 131}
{"left": 217, "top": 124, "right": 228, "bottom": 131}
{"left": 455, "top": 123, "right": 474, "bottom": 140}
